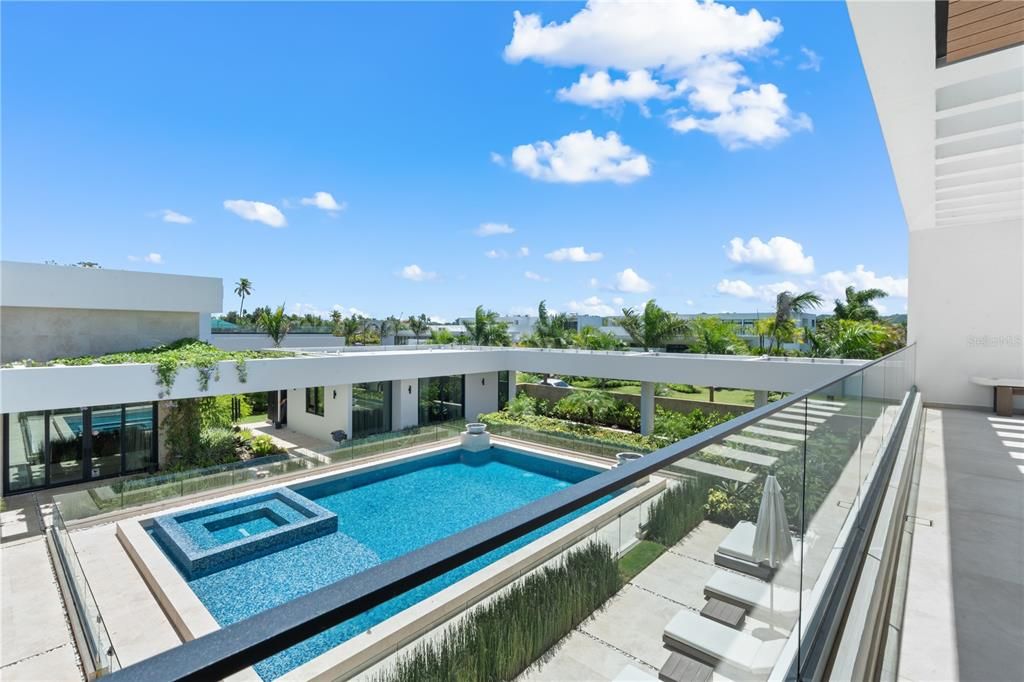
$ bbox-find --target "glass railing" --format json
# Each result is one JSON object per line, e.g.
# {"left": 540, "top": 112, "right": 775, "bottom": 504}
{"left": 100, "top": 345, "right": 917, "bottom": 682}
{"left": 49, "top": 502, "right": 121, "bottom": 676}
{"left": 53, "top": 420, "right": 468, "bottom": 522}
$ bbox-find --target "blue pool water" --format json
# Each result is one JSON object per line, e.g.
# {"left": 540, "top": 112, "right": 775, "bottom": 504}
{"left": 151, "top": 446, "right": 610, "bottom": 680}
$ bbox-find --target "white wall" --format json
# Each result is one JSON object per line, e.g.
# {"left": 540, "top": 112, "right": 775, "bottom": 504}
{"left": 211, "top": 334, "right": 348, "bottom": 351}
{"left": 285, "top": 383, "right": 351, "bottom": 444}
{"left": 392, "top": 379, "right": 419, "bottom": 430}
{"left": 0, "top": 261, "right": 222, "bottom": 313}
{"left": 464, "top": 372, "right": 499, "bottom": 421}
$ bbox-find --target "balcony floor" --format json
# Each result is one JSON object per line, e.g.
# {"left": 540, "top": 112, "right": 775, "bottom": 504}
{"left": 898, "top": 408, "right": 1024, "bottom": 682}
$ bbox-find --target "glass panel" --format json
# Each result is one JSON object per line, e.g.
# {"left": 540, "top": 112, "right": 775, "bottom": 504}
{"left": 89, "top": 405, "right": 123, "bottom": 479}
{"left": 49, "top": 407, "right": 86, "bottom": 485}
{"left": 6, "top": 411, "right": 46, "bottom": 491}
{"left": 418, "top": 375, "right": 465, "bottom": 425}
{"left": 306, "top": 387, "right": 324, "bottom": 416}
{"left": 352, "top": 382, "right": 393, "bottom": 439}
{"left": 124, "top": 402, "right": 155, "bottom": 473}
{"left": 497, "top": 370, "right": 510, "bottom": 410}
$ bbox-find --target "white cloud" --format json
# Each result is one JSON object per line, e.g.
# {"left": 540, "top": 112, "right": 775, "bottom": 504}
{"left": 612, "top": 296, "right": 625, "bottom": 305}
{"left": 798, "top": 47, "right": 822, "bottom": 72}
{"left": 686, "top": 299, "right": 695, "bottom": 306}
{"left": 475, "top": 222, "right": 515, "bottom": 237}
{"left": 128, "top": 253, "right": 163, "bottom": 264}
{"left": 490, "top": 151, "right": 506, "bottom": 166}
{"left": 300, "top": 191, "right": 346, "bottom": 213}
{"left": 161, "top": 209, "right": 192, "bottom": 224}
{"left": 557, "top": 70, "right": 677, "bottom": 115}
{"left": 726, "top": 236, "right": 814, "bottom": 274}
{"left": 399, "top": 264, "right": 437, "bottom": 282}
{"left": 819, "top": 265, "right": 908, "bottom": 299}
{"left": 511, "top": 130, "right": 650, "bottom": 184}
{"left": 716, "top": 278, "right": 800, "bottom": 302}
{"left": 615, "top": 267, "right": 653, "bottom": 293}
{"left": 223, "top": 199, "right": 287, "bottom": 228}
{"left": 518, "top": 246, "right": 530, "bottom": 257}
{"left": 588, "top": 277, "right": 601, "bottom": 288}
{"left": 546, "top": 246, "right": 604, "bottom": 262}
{"left": 504, "top": 1, "right": 809, "bottom": 150}
{"left": 485, "top": 249, "right": 507, "bottom": 259}
{"left": 524, "top": 270, "right": 549, "bottom": 282}
{"left": 670, "top": 83, "right": 812, "bottom": 150}
{"left": 566, "top": 295, "right": 616, "bottom": 316}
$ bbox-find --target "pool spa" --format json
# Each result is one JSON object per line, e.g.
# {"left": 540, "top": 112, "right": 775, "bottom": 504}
{"left": 137, "top": 443, "right": 651, "bottom": 680}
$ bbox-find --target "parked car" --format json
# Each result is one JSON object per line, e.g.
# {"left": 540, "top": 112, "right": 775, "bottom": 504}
{"left": 538, "top": 377, "right": 571, "bottom": 388}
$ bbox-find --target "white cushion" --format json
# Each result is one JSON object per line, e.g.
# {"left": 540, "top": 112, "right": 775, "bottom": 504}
{"left": 663, "top": 609, "right": 786, "bottom": 674}
{"left": 717, "top": 521, "right": 758, "bottom": 562}
{"left": 705, "top": 571, "right": 801, "bottom": 617}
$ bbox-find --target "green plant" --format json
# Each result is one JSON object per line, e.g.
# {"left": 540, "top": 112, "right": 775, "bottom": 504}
{"left": 687, "top": 315, "right": 747, "bottom": 355}
{"left": 619, "top": 299, "right": 688, "bottom": 351}
{"left": 833, "top": 285, "right": 887, "bottom": 321}
{"left": 646, "top": 478, "right": 710, "bottom": 546}
{"left": 618, "top": 540, "right": 665, "bottom": 582}
{"left": 374, "top": 543, "right": 620, "bottom": 682}
{"left": 234, "top": 277, "right": 253, "bottom": 315}
{"left": 249, "top": 434, "right": 282, "bottom": 456}
{"left": 552, "top": 390, "right": 617, "bottom": 425}
{"left": 257, "top": 304, "right": 292, "bottom": 347}
{"left": 462, "top": 305, "right": 510, "bottom": 346}
{"left": 505, "top": 394, "right": 539, "bottom": 418}
{"left": 765, "top": 290, "right": 824, "bottom": 354}
{"left": 200, "top": 427, "right": 239, "bottom": 462}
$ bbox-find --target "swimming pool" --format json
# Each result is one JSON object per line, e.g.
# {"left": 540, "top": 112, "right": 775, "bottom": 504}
{"left": 149, "top": 445, "right": 612, "bottom": 680}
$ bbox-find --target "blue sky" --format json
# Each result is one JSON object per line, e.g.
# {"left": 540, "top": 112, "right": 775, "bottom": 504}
{"left": 2, "top": 1, "right": 908, "bottom": 320}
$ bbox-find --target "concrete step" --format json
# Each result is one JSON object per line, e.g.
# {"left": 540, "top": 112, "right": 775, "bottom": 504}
{"left": 762, "top": 418, "right": 816, "bottom": 432}
{"left": 726, "top": 435, "right": 796, "bottom": 453}
{"left": 781, "top": 406, "right": 837, "bottom": 418}
{"left": 743, "top": 426, "right": 806, "bottom": 442}
{"left": 771, "top": 412, "right": 827, "bottom": 425}
{"left": 807, "top": 399, "right": 846, "bottom": 409}
{"left": 703, "top": 444, "right": 778, "bottom": 467}
{"left": 674, "top": 459, "right": 757, "bottom": 484}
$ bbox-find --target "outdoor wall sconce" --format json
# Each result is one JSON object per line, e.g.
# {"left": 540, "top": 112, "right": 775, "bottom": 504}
{"left": 408, "top": 385, "right": 412, "bottom": 394}
{"left": 332, "top": 389, "right": 337, "bottom": 399}
{"left": 481, "top": 377, "right": 486, "bottom": 386}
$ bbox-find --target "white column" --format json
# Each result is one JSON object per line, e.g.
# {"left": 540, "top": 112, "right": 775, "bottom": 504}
{"left": 508, "top": 372, "right": 517, "bottom": 402}
{"left": 198, "top": 312, "right": 213, "bottom": 342}
{"left": 754, "top": 390, "right": 769, "bottom": 408}
{"left": 640, "top": 381, "right": 655, "bottom": 436}
{"left": 395, "top": 379, "right": 419, "bottom": 429}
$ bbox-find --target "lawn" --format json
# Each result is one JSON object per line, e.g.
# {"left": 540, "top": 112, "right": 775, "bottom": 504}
{"left": 618, "top": 540, "right": 667, "bottom": 582}
{"left": 236, "top": 414, "right": 270, "bottom": 425}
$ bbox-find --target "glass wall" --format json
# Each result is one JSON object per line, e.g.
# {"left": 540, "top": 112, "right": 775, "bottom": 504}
{"left": 2, "top": 402, "right": 156, "bottom": 493}
{"left": 89, "top": 405, "right": 123, "bottom": 479}
{"left": 352, "top": 382, "right": 393, "bottom": 439}
{"left": 498, "top": 371, "right": 510, "bottom": 410}
{"left": 418, "top": 375, "right": 465, "bottom": 425}
{"left": 123, "top": 403, "right": 155, "bottom": 473}
{"left": 4, "top": 411, "right": 47, "bottom": 492}
{"left": 49, "top": 407, "right": 85, "bottom": 485}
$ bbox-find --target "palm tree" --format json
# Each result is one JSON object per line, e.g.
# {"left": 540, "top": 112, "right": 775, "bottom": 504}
{"left": 428, "top": 327, "right": 457, "bottom": 345}
{"left": 809, "top": 319, "right": 889, "bottom": 359}
{"left": 462, "top": 305, "right": 510, "bottom": 346}
{"left": 555, "top": 390, "right": 616, "bottom": 425}
{"left": 329, "top": 310, "right": 343, "bottom": 335}
{"left": 532, "top": 300, "right": 572, "bottom": 348}
{"left": 339, "top": 315, "right": 362, "bottom": 343}
{"left": 381, "top": 315, "right": 403, "bottom": 340}
{"left": 570, "top": 326, "right": 624, "bottom": 351}
{"left": 407, "top": 314, "right": 430, "bottom": 341}
{"left": 687, "top": 315, "right": 747, "bottom": 402}
{"left": 256, "top": 304, "right": 290, "bottom": 347}
{"left": 833, "top": 286, "right": 888, "bottom": 321}
{"left": 620, "top": 299, "right": 688, "bottom": 351}
{"left": 234, "top": 278, "right": 253, "bottom": 315}
{"left": 766, "top": 290, "right": 823, "bottom": 354}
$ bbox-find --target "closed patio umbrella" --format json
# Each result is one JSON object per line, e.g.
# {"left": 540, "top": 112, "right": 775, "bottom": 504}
{"left": 751, "top": 474, "right": 792, "bottom": 630}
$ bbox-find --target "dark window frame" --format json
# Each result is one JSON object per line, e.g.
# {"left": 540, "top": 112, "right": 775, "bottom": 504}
{"left": 305, "top": 387, "right": 325, "bottom": 417}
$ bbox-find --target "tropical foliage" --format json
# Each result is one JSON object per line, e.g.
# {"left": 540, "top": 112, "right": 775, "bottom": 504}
{"left": 687, "top": 315, "right": 747, "bottom": 355}
{"left": 551, "top": 390, "right": 619, "bottom": 426}
{"left": 521, "top": 300, "right": 573, "bottom": 348}
{"left": 620, "top": 299, "right": 687, "bottom": 351}
{"left": 256, "top": 304, "right": 292, "bottom": 347}
{"left": 407, "top": 313, "right": 430, "bottom": 341}
{"left": 462, "top": 305, "right": 511, "bottom": 346}
{"left": 833, "top": 285, "right": 888, "bottom": 321}
{"left": 763, "top": 290, "right": 823, "bottom": 354}
{"left": 570, "top": 326, "right": 624, "bottom": 351}
{"left": 233, "top": 277, "right": 253, "bottom": 315}
{"left": 427, "top": 327, "right": 458, "bottom": 345}
{"left": 373, "top": 543, "right": 621, "bottom": 682}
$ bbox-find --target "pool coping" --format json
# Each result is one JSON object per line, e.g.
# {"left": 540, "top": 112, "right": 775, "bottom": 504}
{"left": 116, "top": 439, "right": 665, "bottom": 680}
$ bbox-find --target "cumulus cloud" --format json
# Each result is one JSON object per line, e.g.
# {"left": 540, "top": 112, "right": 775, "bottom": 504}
{"left": 511, "top": 130, "right": 650, "bottom": 184}
{"left": 300, "top": 191, "right": 346, "bottom": 213}
{"left": 716, "top": 278, "right": 800, "bottom": 302}
{"left": 614, "top": 268, "right": 653, "bottom": 293}
{"left": 223, "top": 199, "right": 287, "bottom": 228}
{"left": 518, "top": 246, "right": 530, "bottom": 257}
{"left": 490, "top": 151, "right": 506, "bottom": 166}
{"left": 504, "top": 1, "right": 809, "bottom": 149}
{"left": 485, "top": 249, "right": 507, "bottom": 259}
{"left": 798, "top": 47, "right": 822, "bottom": 72}
{"left": 161, "top": 209, "right": 192, "bottom": 224}
{"left": 726, "top": 236, "right": 814, "bottom": 274}
{"left": 557, "top": 70, "right": 678, "bottom": 115}
{"left": 545, "top": 246, "right": 604, "bottom": 262}
{"left": 399, "top": 264, "right": 437, "bottom": 282}
{"left": 819, "top": 265, "right": 908, "bottom": 299}
{"left": 612, "top": 296, "right": 625, "bottom": 305}
{"left": 566, "top": 296, "right": 616, "bottom": 316}
{"left": 129, "top": 253, "right": 163, "bottom": 264}
{"left": 524, "top": 270, "right": 549, "bottom": 282}
{"left": 475, "top": 222, "right": 515, "bottom": 237}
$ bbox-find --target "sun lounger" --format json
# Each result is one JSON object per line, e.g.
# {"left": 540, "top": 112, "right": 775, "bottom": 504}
{"left": 714, "top": 521, "right": 774, "bottom": 580}
{"left": 703, "top": 570, "right": 803, "bottom": 627}
{"left": 663, "top": 609, "right": 787, "bottom": 677}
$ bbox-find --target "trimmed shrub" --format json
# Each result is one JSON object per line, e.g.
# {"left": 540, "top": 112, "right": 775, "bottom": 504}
{"left": 646, "top": 477, "right": 711, "bottom": 546}
{"left": 374, "top": 543, "right": 621, "bottom": 682}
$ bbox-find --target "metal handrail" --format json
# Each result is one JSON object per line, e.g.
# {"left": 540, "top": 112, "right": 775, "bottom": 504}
{"left": 105, "top": 345, "right": 915, "bottom": 682}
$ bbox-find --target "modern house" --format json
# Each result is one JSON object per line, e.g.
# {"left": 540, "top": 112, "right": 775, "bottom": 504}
{"left": 0, "top": 4, "right": 1021, "bottom": 682}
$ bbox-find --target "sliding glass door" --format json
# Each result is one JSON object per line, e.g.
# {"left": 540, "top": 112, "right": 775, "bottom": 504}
{"left": 352, "top": 382, "right": 392, "bottom": 438}
{"left": 418, "top": 375, "right": 465, "bottom": 425}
